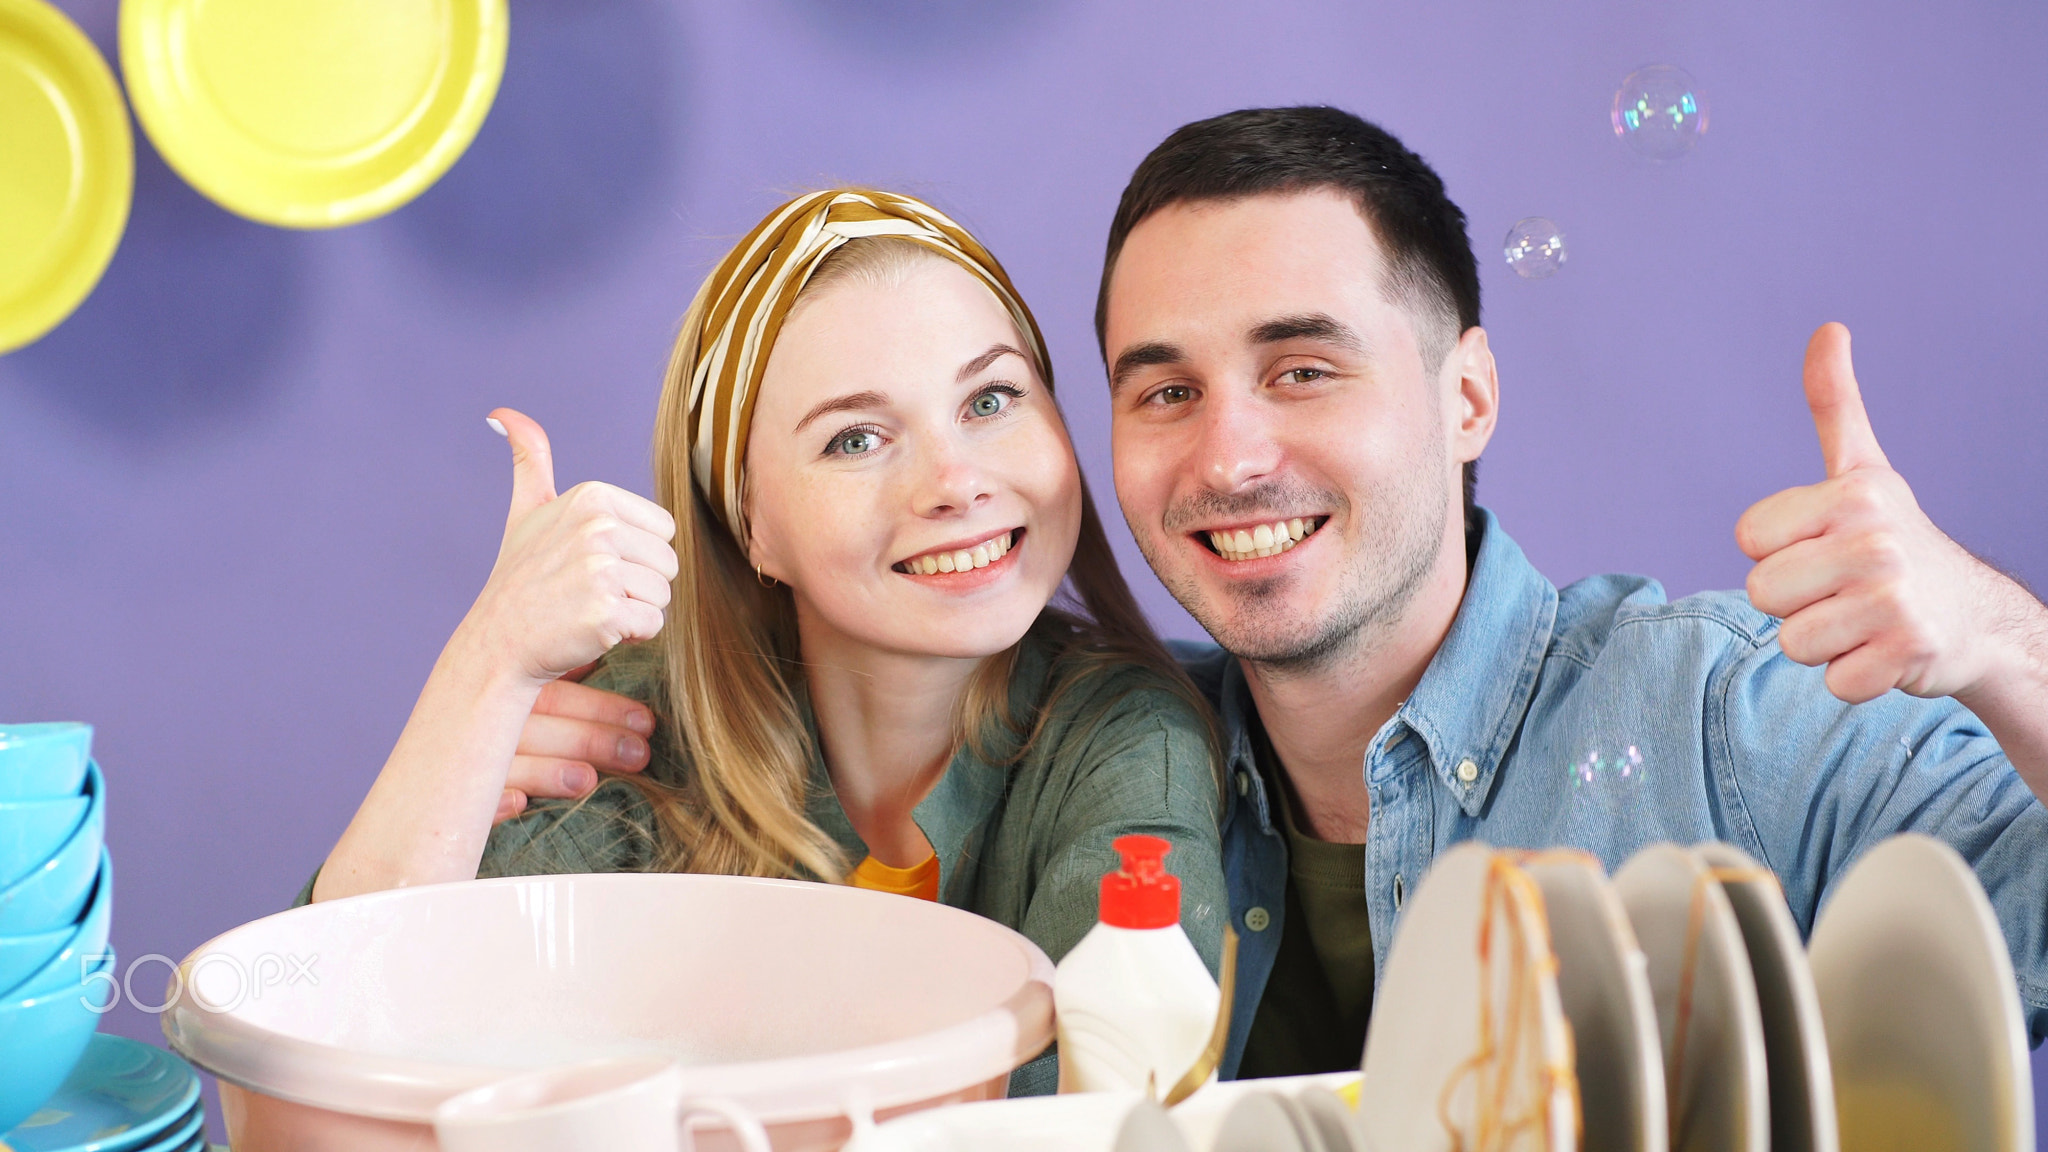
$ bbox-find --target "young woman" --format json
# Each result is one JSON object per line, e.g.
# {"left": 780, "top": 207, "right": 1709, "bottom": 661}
{"left": 309, "top": 189, "right": 1226, "bottom": 1093}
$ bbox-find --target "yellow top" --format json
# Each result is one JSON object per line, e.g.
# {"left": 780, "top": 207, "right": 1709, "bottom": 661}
{"left": 849, "top": 853, "right": 940, "bottom": 902}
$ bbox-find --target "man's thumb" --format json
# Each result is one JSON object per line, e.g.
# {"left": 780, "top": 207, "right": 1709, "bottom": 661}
{"left": 1803, "top": 322, "right": 1889, "bottom": 478}
{"left": 487, "top": 408, "right": 557, "bottom": 524}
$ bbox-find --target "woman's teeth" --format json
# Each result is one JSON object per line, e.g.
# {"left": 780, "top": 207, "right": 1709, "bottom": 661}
{"left": 1209, "top": 517, "right": 1320, "bottom": 562}
{"left": 896, "top": 530, "right": 1016, "bottom": 575}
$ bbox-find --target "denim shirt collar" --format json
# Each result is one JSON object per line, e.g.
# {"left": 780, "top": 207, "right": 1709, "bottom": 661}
{"left": 1215, "top": 650, "right": 1275, "bottom": 832}
{"left": 1218, "top": 507, "right": 1558, "bottom": 822}
{"left": 1398, "top": 508, "right": 1559, "bottom": 816}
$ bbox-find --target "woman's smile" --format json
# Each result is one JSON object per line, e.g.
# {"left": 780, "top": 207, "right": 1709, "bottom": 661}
{"left": 893, "top": 527, "right": 1024, "bottom": 580}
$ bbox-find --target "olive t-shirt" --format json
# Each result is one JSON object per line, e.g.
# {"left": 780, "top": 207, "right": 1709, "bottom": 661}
{"left": 1236, "top": 727, "right": 1374, "bottom": 1078}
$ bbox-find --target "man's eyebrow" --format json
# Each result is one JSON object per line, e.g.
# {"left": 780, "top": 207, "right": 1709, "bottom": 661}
{"left": 1108, "top": 340, "right": 1189, "bottom": 394}
{"left": 1248, "top": 312, "right": 1366, "bottom": 353}
{"left": 794, "top": 390, "right": 888, "bottom": 434}
{"left": 958, "top": 343, "right": 1026, "bottom": 383}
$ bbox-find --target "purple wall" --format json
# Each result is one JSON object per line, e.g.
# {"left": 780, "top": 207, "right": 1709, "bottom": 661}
{"left": 6, "top": 0, "right": 2046, "bottom": 1139}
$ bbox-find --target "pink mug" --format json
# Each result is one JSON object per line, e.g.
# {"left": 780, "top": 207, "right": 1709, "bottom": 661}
{"left": 433, "top": 1058, "right": 773, "bottom": 1152}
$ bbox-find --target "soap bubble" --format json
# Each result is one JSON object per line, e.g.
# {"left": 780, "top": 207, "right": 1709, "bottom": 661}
{"left": 1503, "top": 218, "right": 1566, "bottom": 279}
{"left": 1570, "top": 746, "right": 1645, "bottom": 788}
{"left": 1612, "top": 64, "right": 1708, "bottom": 160}
{"left": 1571, "top": 745, "right": 1645, "bottom": 814}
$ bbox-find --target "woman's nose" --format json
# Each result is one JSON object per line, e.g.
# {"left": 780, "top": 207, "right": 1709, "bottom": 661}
{"left": 910, "top": 437, "right": 995, "bottom": 517}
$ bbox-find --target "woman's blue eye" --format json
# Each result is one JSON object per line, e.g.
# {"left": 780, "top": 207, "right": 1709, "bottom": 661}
{"left": 832, "top": 430, "right": 882, "bottom": 455}
{"left": 970, "top": 390, "right": 1009, "bottom": 418}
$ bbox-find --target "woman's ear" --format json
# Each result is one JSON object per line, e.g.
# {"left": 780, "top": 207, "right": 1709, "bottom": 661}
{"left": 737, "top": 477, "right": 776, "bottom": 583}
{"left": 740, "top": 510, "right": 790, "bottom": 588}
{"left": 1448, "top": 325, "right": 1499, "bottom": 466}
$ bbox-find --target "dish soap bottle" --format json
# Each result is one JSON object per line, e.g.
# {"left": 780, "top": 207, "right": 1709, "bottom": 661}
{"left": 1054, "top": 834, "right": 1221, "bottom": 1094}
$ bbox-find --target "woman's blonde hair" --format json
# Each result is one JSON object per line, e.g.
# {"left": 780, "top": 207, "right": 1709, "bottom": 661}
{"left": 606, "top": 205, "right": 1211, "bottom": 881}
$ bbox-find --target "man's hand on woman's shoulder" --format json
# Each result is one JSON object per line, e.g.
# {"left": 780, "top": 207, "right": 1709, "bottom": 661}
{"left": 496, "top": 663, "right": 658, "bottom": 824}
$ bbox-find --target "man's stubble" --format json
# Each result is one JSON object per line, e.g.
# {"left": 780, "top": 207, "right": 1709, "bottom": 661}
{"left": 1136, "top": 429, "right": 1450, "bottom": 679}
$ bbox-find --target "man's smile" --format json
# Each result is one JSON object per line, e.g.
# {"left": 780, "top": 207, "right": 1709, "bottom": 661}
{"left": 1195, "top": 516, "right": 1328, "bottom": 562}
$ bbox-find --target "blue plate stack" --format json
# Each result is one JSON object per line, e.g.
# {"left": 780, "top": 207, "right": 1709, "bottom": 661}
{"left": 0, "top": 723, "right": 115, "bottom": 1134}
{"left": 1, "top": 1033, "right": 207, "bottom": 1152}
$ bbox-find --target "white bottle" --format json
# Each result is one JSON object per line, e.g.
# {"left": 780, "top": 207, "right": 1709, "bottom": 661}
{"left": 1054, "top": 835, "right": 1221, "bottom": 1094}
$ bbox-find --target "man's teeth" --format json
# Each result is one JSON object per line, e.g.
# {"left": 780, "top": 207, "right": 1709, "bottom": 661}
{"left": 898, "top": 531, "right": 1014, "bottom": 575}
{"left": 1208, "top": 518, "right": 1318, "bottom": 561}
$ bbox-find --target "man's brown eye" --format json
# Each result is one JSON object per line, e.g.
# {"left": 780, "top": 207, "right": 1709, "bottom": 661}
{"left": 1159, "top": 386, "right": 1192, "bottom": 405}
{"left": 1283, "top": 368, "right": 1324, "bottom": 384}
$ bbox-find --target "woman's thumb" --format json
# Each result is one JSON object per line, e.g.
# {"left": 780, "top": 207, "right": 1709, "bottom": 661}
{"left": 487, "top": 408, "right": 557, "bottom": 525}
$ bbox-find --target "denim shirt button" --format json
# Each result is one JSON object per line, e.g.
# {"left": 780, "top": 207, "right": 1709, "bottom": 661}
{"left": 1236, "top": 771, "right": 1251, "bottom": 796}
{"left": 1244, "top": 906, "right": 1271, "bottom": 932}
{"left": 1456, "top": 758, "right": 1479, "bottom": 783}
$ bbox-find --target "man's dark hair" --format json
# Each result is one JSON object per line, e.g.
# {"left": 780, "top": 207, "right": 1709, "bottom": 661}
{"left": 1095, "top": 105, "right": 1482, "bottom": 522}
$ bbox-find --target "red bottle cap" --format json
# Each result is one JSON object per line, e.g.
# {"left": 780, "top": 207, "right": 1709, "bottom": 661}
{"left": 1099, "top": 834, "right": 1181, "bottom": 929}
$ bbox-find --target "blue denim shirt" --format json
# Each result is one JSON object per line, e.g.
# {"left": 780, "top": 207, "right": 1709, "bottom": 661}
{"left": 1179, "top": 507, "right": 2048, "bottom": 1078}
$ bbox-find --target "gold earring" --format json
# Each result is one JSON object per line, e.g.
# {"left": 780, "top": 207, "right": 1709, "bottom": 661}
{"left": 755, "top": 563, "right": 777, "bottom": 588}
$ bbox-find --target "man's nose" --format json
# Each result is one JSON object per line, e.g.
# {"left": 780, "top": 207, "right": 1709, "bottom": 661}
{"left": 1191, "top": 389, "right": 1282, "bottom": 493}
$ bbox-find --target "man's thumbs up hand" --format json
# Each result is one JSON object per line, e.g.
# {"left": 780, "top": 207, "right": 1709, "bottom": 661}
{"left": 462, "top": 409, "right": 680, "bottom": 691}
{"left": 1735, "top": 324, "right": 2018, "bottom": 705}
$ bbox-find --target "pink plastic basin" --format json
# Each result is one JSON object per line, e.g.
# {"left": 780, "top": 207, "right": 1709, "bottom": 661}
{"left": 163, "top": 873, "right": 1054, "bottom": 1151}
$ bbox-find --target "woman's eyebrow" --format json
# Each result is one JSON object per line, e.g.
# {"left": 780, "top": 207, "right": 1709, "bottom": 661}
{"left": 957, "top": 343, "right": 1025, "bottom": 382}
{"left": 793, "top": 389, "right": 889, "bottom": 433}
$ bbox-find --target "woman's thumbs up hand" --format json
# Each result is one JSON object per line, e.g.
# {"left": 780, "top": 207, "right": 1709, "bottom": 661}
{"left": 312, "top": 412, "right": 678, "bottom": 900}
{"left": 463, "top": 408, "right": 679, "bottom": 688}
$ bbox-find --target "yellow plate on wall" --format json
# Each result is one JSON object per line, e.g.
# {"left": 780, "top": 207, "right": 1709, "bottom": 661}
{"left": 119, "top": 0, "right": 507, "bottom": 229}
{"left": 0, "top": 0, "right": 133, "bottom": 354}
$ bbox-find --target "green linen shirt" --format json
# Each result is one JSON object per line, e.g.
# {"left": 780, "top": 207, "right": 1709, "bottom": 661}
{"left": 302, "top": 621, "right": 1227, "bottom": 1096}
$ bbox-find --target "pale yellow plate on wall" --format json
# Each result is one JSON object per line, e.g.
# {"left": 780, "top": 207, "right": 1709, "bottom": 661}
{"left": 119, "top": 0, "right": 506, "bottom": 228}
{"left": 0, "top": 0, "right": 133, "bottom": 353}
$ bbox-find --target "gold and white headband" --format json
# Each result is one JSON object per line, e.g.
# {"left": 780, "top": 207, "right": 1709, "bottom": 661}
{"left": 684, "top": 188, "right": 1051, "bottom": 540}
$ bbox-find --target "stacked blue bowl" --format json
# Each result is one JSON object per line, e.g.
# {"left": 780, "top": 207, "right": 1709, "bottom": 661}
{"left": 0, "top": 723, "right": 114, "bottom": 1133}
{"left": 3, "top": 1034, "right": 207, "bottom": 1152}
{"left": 1, "top": 725, "right": 207, "bottom": 1150}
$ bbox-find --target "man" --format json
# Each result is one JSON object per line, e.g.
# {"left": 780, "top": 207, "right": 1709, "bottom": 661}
{"left": 503, "top": 106, "right": 2048, "bottom": 1078}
